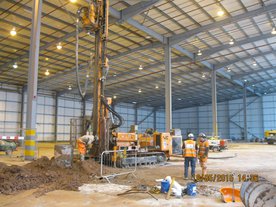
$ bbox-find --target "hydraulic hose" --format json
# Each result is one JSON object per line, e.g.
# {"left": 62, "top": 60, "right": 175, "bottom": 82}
{"left": 101, "top": 96, "right": 123, "bottom": 130}
{"left": 75, "top": 9, "right": 89, "bottom": 99}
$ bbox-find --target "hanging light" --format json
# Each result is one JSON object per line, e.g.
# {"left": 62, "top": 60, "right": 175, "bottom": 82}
{"left": 12, "top": 62, "right": 18, "bottom": 69}
{"left": 139, "top": 65, "right": 143, "bottom": 70}
{"left": 252, "top": 61, "right": 257, "bottom": 66}
{"left": 201, "top": 73, "right": 206, "bottom": 78}
{"left": 229, "top": 39, "right": 234, "bottom": 45}
{"left": 45, "top": 57, "right": 49, "bottom": 61}
{"left": 178, "top": 80, "right": 182, "bottom": 84}
{"left": 177, "top": 98, "right": 182, "bottom": 101}
{"left": 226, "top": 67, "right": 231, "bottom": 72}
{"left": 155, "top": 85, "right": 159, "bottom": 89}
{"left": 113, "top": 95, "right": 117, "bottom": 99}
{"left": 197, "top": 50, "right": 202, "bottom": 56}
{"left": 10, "top": 27, "right": 17, "bottom": 36}
{"left": 56, "top": 42, "right": 62, "bottom": 50}
{"left": 138, "top": 89, "right": 142, "bottom": 93}
{"left": 217, "top": 10, "right": 224, "bottom": 16}
{"left": 45, "top": 70, "right": 50, "bottom": 76}
{"left": 68, "top": 85, "right": 72, "bottom": 90}
{"left": 271, "top": 27, "right": 276, "bottom": 35}
{"left": 86, "top": 74, "right": 89, "bottom": 78}
{"left": 113, "top": 73, "right": 117, "bottom": 77}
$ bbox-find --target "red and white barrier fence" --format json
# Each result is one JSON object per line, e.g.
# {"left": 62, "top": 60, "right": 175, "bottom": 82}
{"left": 0, "top": 136, "right": 24, "bottom": 140}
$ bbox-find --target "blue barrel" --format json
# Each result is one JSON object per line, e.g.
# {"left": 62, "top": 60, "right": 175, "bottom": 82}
{"left": 161, "top": 180, "right": 170, "bottom": 193}
{"left": 187, "top": 182, "right": 197, "bottom": 196}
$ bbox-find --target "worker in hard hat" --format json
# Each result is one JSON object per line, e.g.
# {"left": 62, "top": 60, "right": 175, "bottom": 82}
{"left": 183, "top": 133, "right": 198, "bottom": 180}
{"left": 77, "top": 135, "right": 94, "bottom": 161}
{"left": 198, "top": 133, "right": 209, "bottom": 176}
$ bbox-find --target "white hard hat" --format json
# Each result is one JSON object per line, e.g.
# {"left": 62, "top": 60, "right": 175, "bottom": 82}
{"left": 188, "top": 133, "right": 194, "bottom": 139}
{"left": 198, "top": 133, "right": 206, "bottom": 138}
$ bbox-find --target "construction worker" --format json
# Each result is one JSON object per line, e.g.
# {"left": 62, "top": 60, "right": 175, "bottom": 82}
{"left": 77, "top": 135, "right": 94, "bottom": 161}
{"left": 183, "top": 133, "right": 198, "bottom": 180}
{"left": 198, "top": 133, "right": 209, "bottom": 176}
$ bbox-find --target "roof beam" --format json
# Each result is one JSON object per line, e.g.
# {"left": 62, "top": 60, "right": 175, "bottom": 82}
{"left": 169, "top": 3, "right": 276, "bottom": 45}
{"left": 248, "top": 77, "right": 276, "bottom": 86}
{"left": 1, "top": 1, "right": 156, "bottom": 74}
{"left": 120, "top": 0, "right": 160, "bottom": 22}
{"left": 199, "top": 33, "right": 274, "bottom": 60}
{"left": 232, "top": 67, "right": 276, "bottom": 80}
{"left": 215, "top": 50, "right": 276, "bottom": 70}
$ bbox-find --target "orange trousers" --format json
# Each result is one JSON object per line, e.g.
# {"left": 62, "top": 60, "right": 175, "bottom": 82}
{"left": 77, "top": 139, "right": 86, "bottom": 155}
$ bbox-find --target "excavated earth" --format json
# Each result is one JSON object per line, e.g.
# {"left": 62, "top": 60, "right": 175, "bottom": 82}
{"left": 0, "top": 157, "right": 106, "bottom": 196}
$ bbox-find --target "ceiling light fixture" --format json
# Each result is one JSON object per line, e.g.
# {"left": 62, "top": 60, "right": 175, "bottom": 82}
{"left": 229, "top": 39, "right": 234, "bottom": 45}
{"left": 217, "top": 10, "right": 224, "bottom": 16}
{"left": 56, "top": 42, "right": 62, "bottom": 50}
{"left": 132, "top": 101, "right": 137, "bottom": 104}
{"left": 68, "top": 85, "right": 72, "bottom": 90}
{"left": 86, "top": 74, "right": 89, "bottom": 78}
{"left": 155, "top": 85, "right": 159, "bottom": 89}
{"left": 113, "top": 73, "right": 117, "bottom": 77}
{"left": 139, "top": 65, "right": 143, "bottom": 70}
{"left": 197, "top": 50, "right": 202, "bottom": 56}
{"left": 10, "top": 27, "right": 17, "bottom": 36}
{"left": 271, "top": 27, "right": 276, "bottom": 35}
{"left": 226, "top": 67, "right": 231, "bottom": 72}
{"left": 177, "top": 98, "right": 182, "bottom": 101}
{"left": 201, "top": 73, "right": 206, "bottom": 78}
{"left": 252, "top": 61, "right": 257, "bottom": 66}
{"left": 45, "top": 70, "right": 50, "bottom": 76}
{"left": 138, "top": 89, "right": 142, "bottom": 93}
{"left": 178, "top": 80, "right": 182, "bottom": 84}
{"left": 113, "top": 95, "right": 117, "bottom": 99}
{"left": 70, "top": 0, "right": 77, "bottom": 3}
{"left": 12, "top": 62, "right": 18, "bottom": 69}
{"left": 45, "top": 57, "right": 49, "bottom": 61}
{"left": 244, "top": 79, "right": 247, "bottom": 82}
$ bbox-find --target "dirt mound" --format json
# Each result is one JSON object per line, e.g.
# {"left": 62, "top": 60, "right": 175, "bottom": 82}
{"left": 0, "top": 157, "right": 104, "bottom": 196}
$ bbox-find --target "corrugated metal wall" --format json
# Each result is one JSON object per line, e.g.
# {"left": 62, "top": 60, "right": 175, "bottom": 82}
{"left": 1, "top": 85, "right": 276, "bottom": 141}
{"left": 0, "top": 90, "right": 21, "bottom": 136}
{"left": 173, "top": 96, "right": 267, "bottom": 140}
{"left": 0, "top": 88, "right": 165, "bottom": 141}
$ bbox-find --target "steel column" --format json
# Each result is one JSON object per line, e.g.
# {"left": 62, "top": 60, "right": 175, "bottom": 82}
{"left": 226, "top": 101, "right": 230, "bottom": 138}
{"left": 54, "top": 93, "right": 59, "bottom": 142}
{"left": 164, "top": 44, "right": 172, "bottom": 132}
{"left": 82, "top": 98, "right": 86, "bottom": 118}
{"left": 243, "top": 84, "right": 248, "bottom": 140}
{"left": 20, "top": 86, "right": 26, "bottom": 136}
{"left": 134, "top": 105, "right": 138, "bottom": 125}
{"left": 25, "top": 0, "right": 42, "bottom": 160}
{"left": 211, "top": 69, "right": 218, "bottom": 137}
{"left": 153, "top": 108, "right": 157, "bottom": 130}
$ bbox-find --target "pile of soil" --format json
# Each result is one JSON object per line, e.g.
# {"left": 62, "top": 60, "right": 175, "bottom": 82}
{"left": 0, "top": 156, "right": 105, "bottom": 196}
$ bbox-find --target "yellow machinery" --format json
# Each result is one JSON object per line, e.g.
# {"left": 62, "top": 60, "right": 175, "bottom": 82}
{"left": 138, "top": 134, "right": 153, "bottom": 148}
{"left": 113, "top": 132, "right": 137, "bottom": 149}
{"left": 76, "top": 1, "right": 171, "bottom": 165}
{"left": 153, "top": 132, "right": 172, "bottom": 158}
{"left": 264, "top": 130, "right": 276, "bottom": 144}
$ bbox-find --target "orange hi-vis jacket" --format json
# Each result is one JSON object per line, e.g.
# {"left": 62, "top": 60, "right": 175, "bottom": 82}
{"left": 198, "top": 141, "right": 209, "bottom": 162}
{"left": 183, "top": 140, "right": 197, "bottom": 158}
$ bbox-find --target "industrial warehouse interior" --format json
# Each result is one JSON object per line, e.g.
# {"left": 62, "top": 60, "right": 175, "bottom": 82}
{"left": 0, "top": 0, "right": 276, "bottom": 206}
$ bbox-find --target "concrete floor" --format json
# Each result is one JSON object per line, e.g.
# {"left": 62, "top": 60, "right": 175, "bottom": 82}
{"left": 0, "top": 143, "right": 275, "bottom": 207}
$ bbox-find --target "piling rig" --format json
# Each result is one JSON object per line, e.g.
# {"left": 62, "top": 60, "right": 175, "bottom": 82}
{"left": 76, "top": 0, "right": 123, "bottom": 157}
{"left": 75, "top": 1, "right": 167, "bottom": 165}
